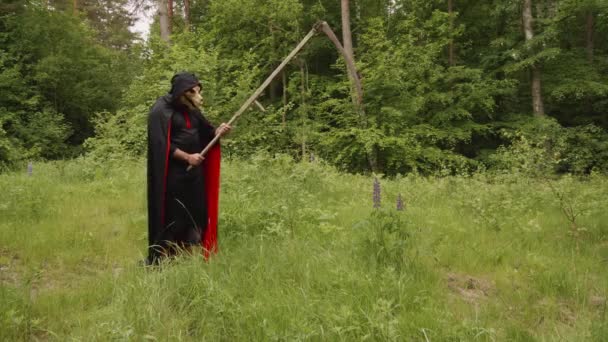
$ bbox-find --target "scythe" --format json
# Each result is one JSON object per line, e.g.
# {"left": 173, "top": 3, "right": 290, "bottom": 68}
{"left": 187, "top": 21, "right": 364, "bottom": 171}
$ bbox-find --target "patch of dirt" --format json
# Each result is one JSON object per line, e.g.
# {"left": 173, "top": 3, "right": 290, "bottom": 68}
{"left": 536, "top": 298, "right": 577, "bottom": 326}
{"left": 589, "top": 295, "right": 607, "bottom": 308}
{"left": 558, "top": 303, "right": 577, "bottom": 325}
{"left": 0, "top": 251, "right": 62, "bottom": 299}
{"left": 0, "top": 247, "right": 21, "bottom": 286}
{"left": 446, "top": 272, "right": 496, "bottom": 304}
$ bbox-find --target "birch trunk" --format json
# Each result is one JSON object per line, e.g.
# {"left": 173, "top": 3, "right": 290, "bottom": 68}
{"left": 159, "top": 0, "right": 170, "bottom": 43}
{"left": 523, "top": 0, "right": 545, "bottom": 116}
{"left": 184, "top": 0, "right": 190, "bottom": 30}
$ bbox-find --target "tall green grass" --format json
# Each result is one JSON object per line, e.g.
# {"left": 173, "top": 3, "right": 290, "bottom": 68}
{"left": 1, "top": 155, "right": 607, "bottom": 340}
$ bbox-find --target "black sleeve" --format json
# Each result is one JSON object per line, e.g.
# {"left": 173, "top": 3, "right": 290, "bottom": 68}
{"left": 197, "top": 110, "right": 216, "bottom": 143}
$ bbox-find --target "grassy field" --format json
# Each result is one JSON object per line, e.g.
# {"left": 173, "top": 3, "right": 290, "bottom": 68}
{"left": 1, "top": 155, "right": 607, "bottom": 341}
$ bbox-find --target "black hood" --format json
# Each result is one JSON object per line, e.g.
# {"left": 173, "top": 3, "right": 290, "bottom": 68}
{"left": 169, "top": 72, "right": 201, "bottom": 101}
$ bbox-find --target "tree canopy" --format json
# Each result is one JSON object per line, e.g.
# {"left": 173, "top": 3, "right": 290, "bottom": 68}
{"left": 1, "top": 0, "right": 607, "bottom": 174}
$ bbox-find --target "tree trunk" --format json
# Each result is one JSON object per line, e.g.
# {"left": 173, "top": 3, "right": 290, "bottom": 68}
{"left": 586, "top": 11, "right": 594, "bottom": 63}
{"left": 321, "top": 24, "right": 363, "bottom": 107}
{"left": 341, "top": 0, "right": 361, "bottom": 106}
{"left": 72, "top": 0, "right": 78, "bottom": 15}
{"left": 300, "top": 61, "right": 307, "bottom": 161}
{"left": 341, "top": 0, "right": 359, "bottom": 106}
{"left": 159, "top": 0, "right": 170, "bottom": 43}
{"left": 341, "top": 0, "right": 354, "bottom": 61}
{"left": 338, "top": 5, "right": 377, "bottom": 172}
{"left": 548, "top": 0, "right": 558, "bottom": 17}
{"left": 184, "top": 0, "right": 190, "bottom": 30}
{"left": 282, "top": 70, "right": 287, "bottom": 128}
{"left": 531, "top": 67, "right": 544, "bottom": 115}
{"left": 522, "top": 0, "right": 544, "bottom": 116}
{"left": 522, "top": 0, "right": 534, "bottom": 44}
{"left": 448, "top": 0, "right": 454, "bottom": 66}
{"left": 168, "top": 0, "right": 173, "bottom": 35}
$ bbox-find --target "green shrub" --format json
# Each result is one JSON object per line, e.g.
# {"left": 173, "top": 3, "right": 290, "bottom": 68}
{"left": 487, "top": 117, "right": 608, "bottom": 175}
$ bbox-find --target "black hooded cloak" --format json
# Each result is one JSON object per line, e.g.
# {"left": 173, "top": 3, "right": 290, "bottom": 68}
{"left": 146, "top": 72, "right": 216, "bottom": 263}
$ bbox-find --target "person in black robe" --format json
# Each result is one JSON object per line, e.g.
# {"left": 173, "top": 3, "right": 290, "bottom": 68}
{"left": 146, "top": 72, "right": 230, "bottom": 264}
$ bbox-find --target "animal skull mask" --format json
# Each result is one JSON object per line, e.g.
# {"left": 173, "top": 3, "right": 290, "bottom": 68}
{"left": 180, "top": 86, "right": 203, "bottom": 110}
{"left": 169, "top": 72, "right": 203, "bottom": 109}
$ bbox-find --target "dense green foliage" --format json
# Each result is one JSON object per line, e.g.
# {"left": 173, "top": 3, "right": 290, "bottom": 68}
{"left": 1, "top": 0, "right": 607, "bottom": 174}
{"left": 0, "top": 0, "right": 139, "bottom": 168}
{"left": 1, "top": 157, "right": 607, "bottom": 340}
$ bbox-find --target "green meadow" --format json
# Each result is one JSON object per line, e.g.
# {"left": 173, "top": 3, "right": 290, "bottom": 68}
{"left": 1, "top": 156, "right": 607, "bottom": 341}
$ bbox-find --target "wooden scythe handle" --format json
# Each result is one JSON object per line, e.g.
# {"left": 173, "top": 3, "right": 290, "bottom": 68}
{"left": 187, "top": 21, "right": 363, "bottom": 171}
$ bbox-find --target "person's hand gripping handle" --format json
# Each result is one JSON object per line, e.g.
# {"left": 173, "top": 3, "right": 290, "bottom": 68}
{"left": 186, "top": 123, "right": 232, "bottom": 171}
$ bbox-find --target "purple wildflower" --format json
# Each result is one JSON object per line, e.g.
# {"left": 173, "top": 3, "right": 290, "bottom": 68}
{"left": 396, "top": 193, "right": 405, "bottom": 211}
{"left": 27, "top": 162, "right": 33, "bottom": 177}
{"left": 373, "top": 178, "right": 381, "bottom": 209}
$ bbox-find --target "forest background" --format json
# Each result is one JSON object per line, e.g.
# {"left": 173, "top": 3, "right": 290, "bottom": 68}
{"left": 1, "top": 0, "right": 607, "bottom": 175}
{"left": 1, "top": 1, "right": 608, "bottom": 340}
